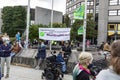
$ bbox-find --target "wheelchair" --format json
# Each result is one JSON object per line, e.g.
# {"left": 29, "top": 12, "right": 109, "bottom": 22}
{"left": 41, "top": 54, "right": 63, "bottom": 80}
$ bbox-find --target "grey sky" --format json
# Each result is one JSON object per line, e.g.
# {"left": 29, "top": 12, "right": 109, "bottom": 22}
{"left": 0, "top": 0, "right": 66, "bottom": 14}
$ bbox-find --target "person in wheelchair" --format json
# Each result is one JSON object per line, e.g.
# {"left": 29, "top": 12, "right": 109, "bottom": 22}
{"left": 41, "top": 51, "right": 64, "bottom": 80}
{"left": 56, "top": 51, "right": 67, "bottom": 73}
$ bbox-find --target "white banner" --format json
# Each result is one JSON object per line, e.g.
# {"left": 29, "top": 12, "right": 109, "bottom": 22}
{"left": 39, "top": 28, "right": 71, "bottom": 41}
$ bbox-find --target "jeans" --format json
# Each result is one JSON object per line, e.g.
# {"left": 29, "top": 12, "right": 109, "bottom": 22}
{"left": 60, "top": 62, "right": 66, "bottom": 72}
{"left": 1, "top": 57, "right": 11, "bottom": 75}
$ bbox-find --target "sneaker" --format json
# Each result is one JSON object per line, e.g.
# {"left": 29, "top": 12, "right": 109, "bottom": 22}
{"left": 5, "top": 74, "right": 9, "bottom": 78}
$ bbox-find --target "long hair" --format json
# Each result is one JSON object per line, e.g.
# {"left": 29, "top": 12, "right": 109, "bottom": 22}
{"left": 110, "top": 40, "right": 120, "bottom": 74}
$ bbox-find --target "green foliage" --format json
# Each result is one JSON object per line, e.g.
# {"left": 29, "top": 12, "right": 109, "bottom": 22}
{"left": 2, "top": 6, "right": 13, "bottom": 34}
{"left": 63, "top": 14, "right": 71, "bottom": 27}
{"left": 71, "top": 20, "right": 83, "bottom": 41}
{"left": 2, "top": 6, "right": 26, "bottom": 37}
{"left": 52, "top": 23, "right": 66, "bottom": 28}
{"left": 71, "top": 14, "right": 97, "bottom": 41}
{"left": 29, "top": 24, "right": 48, "bottom": 41}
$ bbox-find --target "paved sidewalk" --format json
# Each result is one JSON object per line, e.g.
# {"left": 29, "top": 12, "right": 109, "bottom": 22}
{"left": 2, "top": 65, "right": 72, "bottom": 80}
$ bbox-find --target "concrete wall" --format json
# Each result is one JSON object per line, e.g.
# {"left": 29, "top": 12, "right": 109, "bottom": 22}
{"left": 0, "top": 9, "right": 2, "bottom": 33}
{"left": 35, "top": 7, "right": 62, "bottom": 25}
{"left": 97, "top": 0, "right": 108, "bottom": 44}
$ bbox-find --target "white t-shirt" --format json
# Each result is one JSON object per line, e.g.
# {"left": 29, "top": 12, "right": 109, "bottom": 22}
{"left": 96, "top": 69, "right": 120, "bottom": 80}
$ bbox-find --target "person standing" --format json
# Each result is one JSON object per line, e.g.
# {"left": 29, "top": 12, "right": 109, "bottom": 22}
{"left": 35, "top": 42, "right": 46, "bottom": 69}
{"left": 73, "top": 52, "right": 93, "bottom": 80}
{"left": 96, "top": 40, "right": 120, "bottom": 80}
{"left": 2, "top": 33, "right": 10, "bottom": 44}
{"left": 62, "top": 42, "right": 71, "bottom": 64}
{"left": 15, "top": 32, "right": 21, "bottom": 42}
{"left": 0, "top": 40, "right": 12, "bottom": 78}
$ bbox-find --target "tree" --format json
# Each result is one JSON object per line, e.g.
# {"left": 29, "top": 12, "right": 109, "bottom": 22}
{"left": 52, "top": 23, "right": 66, "bottom": 28}
{"left": 71, "top": 13, "right": 97, "bottom": 41}
{"left": 29, "top": 24, "right": 48, "bottom": 41}
{"left": 2, "top": 6, "right": 26, "bottom": 37}
{"left": 71, "top": 20, "right": 83, "bottom": 41}
{"left": 63, "top": 14, "right": 71, "bottom": 27}
{"left": 2, "top": 7, "right": 13, "bottom": 35}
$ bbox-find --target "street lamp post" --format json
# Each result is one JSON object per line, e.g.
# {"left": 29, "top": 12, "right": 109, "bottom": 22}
{"left": 26, "top": 0, "right": 30, "bottom": 49}
{"left": 49, "top": 0, "right": 54, "bottom": 51}
{"left": 82, "top": 0, "right": 87, "bottom": 51}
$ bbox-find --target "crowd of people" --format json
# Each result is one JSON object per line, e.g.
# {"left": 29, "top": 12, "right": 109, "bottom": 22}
{"left": 73, "top": 40, "right": 120, "bottom": 80}
{"left": 30, "top": 39, "right": 120, "bottom": 80}
{"left": 0, "top": 32, "right": 120, "bottom": 80}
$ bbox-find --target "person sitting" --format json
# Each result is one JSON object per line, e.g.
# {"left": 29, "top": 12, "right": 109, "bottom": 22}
{"left": 56, "top": 51, "right": 67, "bottom": 73}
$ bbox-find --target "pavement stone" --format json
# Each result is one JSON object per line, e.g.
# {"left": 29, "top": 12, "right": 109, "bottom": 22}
{"left": 2, "top": 65, "right": 72, "bottom": 80}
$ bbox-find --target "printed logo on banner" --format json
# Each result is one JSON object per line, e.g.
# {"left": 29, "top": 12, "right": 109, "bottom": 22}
{"left": 39, "top": 32, "right": 45, "bottom": 37}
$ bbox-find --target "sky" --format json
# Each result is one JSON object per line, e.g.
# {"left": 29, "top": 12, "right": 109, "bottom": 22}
{"left": 0, "top": 0, "right": 66, "bottom": 14}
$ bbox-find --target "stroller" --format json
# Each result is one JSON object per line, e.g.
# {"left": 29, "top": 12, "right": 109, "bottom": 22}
{"left": 41, "top": 51, "right": 63, "bottom": 80}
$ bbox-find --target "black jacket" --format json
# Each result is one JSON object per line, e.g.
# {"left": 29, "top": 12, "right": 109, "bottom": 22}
{"left": 76, "top": 70, "right": 90, "bottom": 80}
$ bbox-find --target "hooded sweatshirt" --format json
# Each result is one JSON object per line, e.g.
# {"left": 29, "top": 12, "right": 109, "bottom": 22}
{"left": 96, "top": 69, "right": 120, "bottom": 80}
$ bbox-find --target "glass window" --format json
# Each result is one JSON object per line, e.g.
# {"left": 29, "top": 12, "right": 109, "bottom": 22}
{"left": 109, "top": 0, "right": 118, "bottom": 5}
{"left": 109, "top": 10, "right": 117, "bottom": 15}
{"left": 118, "top": 24, "right": 120, "bottom": 30}
{"left": 87, "top": 1, "right": 93, "bottom": 5}
{"left": 87, "top": 10, "right": 90, "bottom": 13}
{"left": 87, "top": 2, "right": 90, "bottom": 5}
{"left": 108, "top": 24, "right": 117, "bottom": 30}
{"left": 91, "top": 1, "right": 94, "bottom": 5}
{"left": 118, "top": 10, "right": 120, "bottom": 15}
{"left": 90, "top": 9, "right": 93, "bottom": 13}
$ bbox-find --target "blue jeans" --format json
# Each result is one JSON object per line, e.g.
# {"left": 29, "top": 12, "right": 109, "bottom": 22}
{"left": 60, "top": 62, "right": 66, "bottom": 72}
{"left": 1, "top": 57, "right": 11, "bottom": 75}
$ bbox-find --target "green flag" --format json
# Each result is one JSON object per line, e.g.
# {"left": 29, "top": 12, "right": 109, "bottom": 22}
{"left": 74, "top": 4, "right": 85, "bottom": 20}
{"left": 78, "top": 26, "right": 84, "bottom": 35}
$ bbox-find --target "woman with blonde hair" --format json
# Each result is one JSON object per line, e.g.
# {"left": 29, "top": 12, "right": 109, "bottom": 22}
{"left": 73, "top": 52, "right": 93, "bottom": 80}
{"left": 96, "top": 40, "right": 120, "bottom": 80}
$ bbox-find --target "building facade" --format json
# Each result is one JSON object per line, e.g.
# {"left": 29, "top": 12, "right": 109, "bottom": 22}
{"left": 34, "top": 7, "right": 62, "bottom": 25}
{"left": 66, "top": 0, "right": 120, "bottom": 44}
{"left": 66, "top": 0, "right": 95, "bottom": 24}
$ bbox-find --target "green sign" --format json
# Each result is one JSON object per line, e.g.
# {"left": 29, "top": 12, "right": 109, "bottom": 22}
{"left": 78, "top": 26, "right": 84, "bottom": 35}
{"left": 74, "top": 4, "right": 85, "bottom": 20}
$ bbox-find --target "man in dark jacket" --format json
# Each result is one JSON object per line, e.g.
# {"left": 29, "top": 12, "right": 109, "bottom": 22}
{"left": 0, "top": 40, "right": 12, "bottom": 78}
{"left": 62, "top": 42, "right": 71, "bottom": 64}
{"left": 35, "top": 42, "right": 46, "bottom": 69}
